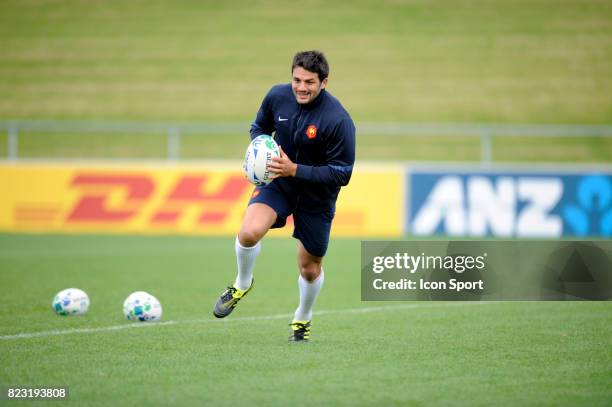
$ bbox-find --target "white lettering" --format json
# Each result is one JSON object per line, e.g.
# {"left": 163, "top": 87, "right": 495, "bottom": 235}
{"left": 516, "top": 178, "right": 562, "bottom": 236}
{"left": 412, "top": 176, "right": 465, "bottom": 235}
{"left": 411, "top": 175, "right": 564, "bottom": 238}
{"left": 468, "top": 176, "right": 515, "bottom": 236}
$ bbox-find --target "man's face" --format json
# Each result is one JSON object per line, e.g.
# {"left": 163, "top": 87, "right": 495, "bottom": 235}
{"left": 291, "top": 66, "right": 327, "bottom": 104}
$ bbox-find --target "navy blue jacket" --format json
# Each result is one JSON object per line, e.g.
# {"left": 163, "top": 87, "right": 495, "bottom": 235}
{"left": 250, "top": 84, "right": 356, "bottom": 213}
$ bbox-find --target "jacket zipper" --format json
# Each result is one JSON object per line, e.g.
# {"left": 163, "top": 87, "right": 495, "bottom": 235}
{"left": 293, "top": 106, "right": 304, "bottom": 209}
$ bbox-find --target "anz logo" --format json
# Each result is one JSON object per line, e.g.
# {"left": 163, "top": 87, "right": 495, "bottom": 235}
{"left": 408, "top": 172, "right": 612, "bottom": 238}
{"left": 563, "top": 175, "right": 612, "bottom": 236}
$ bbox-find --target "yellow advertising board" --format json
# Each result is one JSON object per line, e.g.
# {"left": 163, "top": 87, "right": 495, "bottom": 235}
{"left": 0, "top": 162, "right": 402, "bottom": 237}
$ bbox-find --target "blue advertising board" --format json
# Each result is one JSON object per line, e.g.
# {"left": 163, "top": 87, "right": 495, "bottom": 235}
{"left": 407, "top": 170, "right": 612, "bottom": 238}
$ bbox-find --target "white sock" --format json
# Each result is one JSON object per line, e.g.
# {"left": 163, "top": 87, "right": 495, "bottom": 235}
{"left": 234, "top": 237, "right": 260, "bottom": 290}
{"left": 293, "top": 270, "right": 324, "bottom": 322}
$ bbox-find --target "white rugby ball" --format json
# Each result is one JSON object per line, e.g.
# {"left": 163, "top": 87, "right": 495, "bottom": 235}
{"left": 123, "top": 291, "right": 162, "bottom": 322}
{"left": 52, "top": 288, "right": 90, "bottom": 316}
{"left": 243, "top": 134, "right": 281, "bottom": 186}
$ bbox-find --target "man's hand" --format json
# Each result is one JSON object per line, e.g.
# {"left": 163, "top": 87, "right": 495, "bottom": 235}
{"left": 268, "top": 146, "right": 297, "bottom": 178}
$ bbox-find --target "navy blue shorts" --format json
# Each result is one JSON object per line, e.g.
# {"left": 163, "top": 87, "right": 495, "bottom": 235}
{"left": 248, "top": 182, "right": 334, "bottom": 257}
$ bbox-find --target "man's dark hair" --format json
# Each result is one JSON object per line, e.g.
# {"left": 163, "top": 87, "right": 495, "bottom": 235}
{"left": 292, "top": 50, "right": 329, "bottom": 81}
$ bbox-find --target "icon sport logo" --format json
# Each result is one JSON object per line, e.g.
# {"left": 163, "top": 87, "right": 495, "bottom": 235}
{"left": 306, "top": 125, "right": 317, "bottom": 139}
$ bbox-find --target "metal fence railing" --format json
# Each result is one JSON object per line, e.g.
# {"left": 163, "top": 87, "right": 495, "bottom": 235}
{"left": 1, "top": 119, "right": 612, "bottom": 163}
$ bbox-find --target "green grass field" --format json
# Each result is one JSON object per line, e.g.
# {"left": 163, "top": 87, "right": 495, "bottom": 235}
{"left": 0, "top": 234, "right": 610, "bottom": 406}
{"left": 1, "top": 0, "right": 611, "bottom": 124}
{"left": 0, "top": 0, "right": 611, "bottom": 162}
{"left": 0, "top": 2, "right": 610, "bottom": 404}
{"left": 2, "top": 130, "right": 612, "bottom": 163}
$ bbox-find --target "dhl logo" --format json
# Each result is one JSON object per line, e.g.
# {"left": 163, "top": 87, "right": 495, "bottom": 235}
{"left": 64, "top": 172, "right": 251, "bottom": 226}
{"left": 4, "top": 166, "right": 387, "bottom": 236}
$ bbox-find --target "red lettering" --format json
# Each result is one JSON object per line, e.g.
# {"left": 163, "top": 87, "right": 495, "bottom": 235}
{"left": 168, "top": 175, "right": 247, "bottom": 201}
{"left": 152, "top": 175, "right": 250, "bottom": 225}
{"left": 198, "top": 212, "right": 227, "bottom": 223}
{"left": 67, "top": 174, "right": 154, "bottom": 222}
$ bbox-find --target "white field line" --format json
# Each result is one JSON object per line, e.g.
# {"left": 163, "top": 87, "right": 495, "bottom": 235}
{"left": 0, "top": 302, "right": 496, "bottom": 341}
